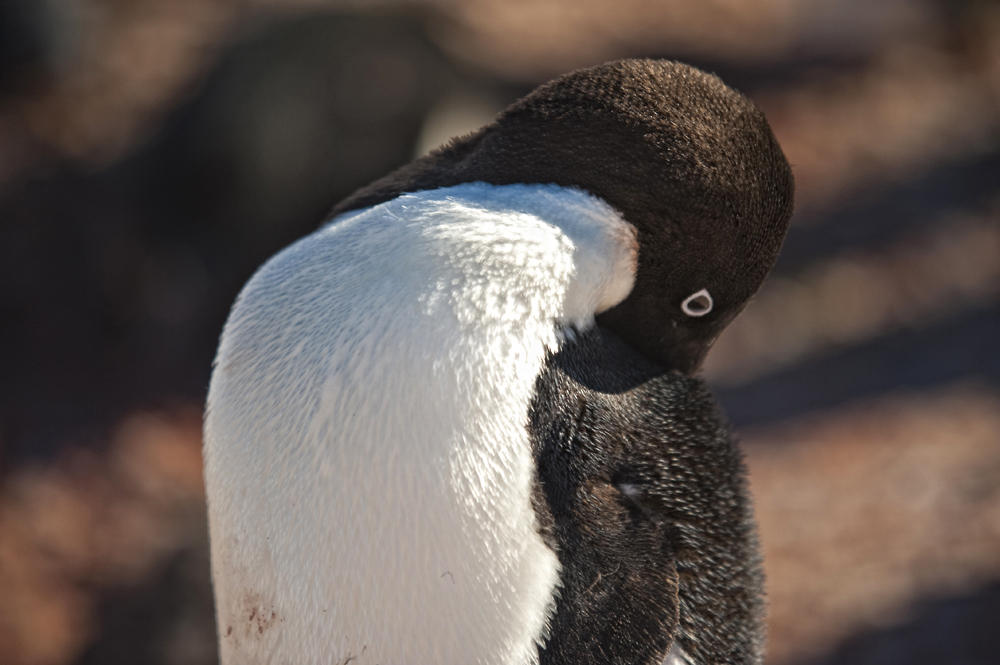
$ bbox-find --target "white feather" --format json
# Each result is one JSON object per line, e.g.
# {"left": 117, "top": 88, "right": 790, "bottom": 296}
{"left": 662, "top": 643, "right": 691, "bottom": 665}
{"left": 204, "top": 183, "right": 637, "bottom": 665}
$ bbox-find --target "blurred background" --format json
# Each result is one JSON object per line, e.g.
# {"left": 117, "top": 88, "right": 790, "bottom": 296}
{"left": 1, "top": 0, "right": 999, "bottom": 663}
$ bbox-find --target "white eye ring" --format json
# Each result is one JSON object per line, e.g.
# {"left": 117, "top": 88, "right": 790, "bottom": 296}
{"left": 681, "top": 289, "right": 713, "bottom": 317}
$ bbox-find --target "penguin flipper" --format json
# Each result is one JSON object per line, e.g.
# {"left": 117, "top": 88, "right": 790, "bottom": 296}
{"left": 529, "top": 326, "right": 764, "bottom": 665}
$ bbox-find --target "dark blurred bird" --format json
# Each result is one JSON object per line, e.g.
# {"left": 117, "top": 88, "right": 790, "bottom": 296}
{"left": 204, "top": 59, "right": 793, "bottom": 665}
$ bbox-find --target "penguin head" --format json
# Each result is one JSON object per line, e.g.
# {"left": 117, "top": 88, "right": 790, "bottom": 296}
{"left": 334, "top": 59, "right": 795, "bottom": 375}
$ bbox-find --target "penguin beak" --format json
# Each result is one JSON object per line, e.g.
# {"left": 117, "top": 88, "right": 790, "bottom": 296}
{"left": 659, "top": 323, "right": 716, "bottom": 377}
{"left": 595, "top": 302, "right": 727, "bottom": 377}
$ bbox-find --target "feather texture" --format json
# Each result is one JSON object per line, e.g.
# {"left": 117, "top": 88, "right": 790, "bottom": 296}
{"left": 204, "top": 183, "right": 636, "bottom": 665}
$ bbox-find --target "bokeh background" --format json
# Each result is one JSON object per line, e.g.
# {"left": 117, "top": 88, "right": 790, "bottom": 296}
{"left": 1, "top": 0, "right": 999, "bottom": 663}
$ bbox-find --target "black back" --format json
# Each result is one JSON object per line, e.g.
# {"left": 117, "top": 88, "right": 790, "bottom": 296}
{"left": 530, "top": 328, "right": 763, "bottom": 665}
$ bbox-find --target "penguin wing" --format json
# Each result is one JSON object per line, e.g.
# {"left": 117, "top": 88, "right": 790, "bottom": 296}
{"left": 529, "top": 327, "right": 765, "bottom": 665}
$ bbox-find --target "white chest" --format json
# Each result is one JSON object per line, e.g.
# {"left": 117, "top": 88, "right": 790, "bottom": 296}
{"left": 204, "top": 183, "right": 636, "bottom": 665}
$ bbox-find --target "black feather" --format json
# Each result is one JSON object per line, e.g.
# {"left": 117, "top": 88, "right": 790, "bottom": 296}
{"left": 530, "top": 327, "right": 764, "bottom": 665}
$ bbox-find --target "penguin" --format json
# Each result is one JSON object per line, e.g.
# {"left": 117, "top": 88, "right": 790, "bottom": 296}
{"left": 204, "top": 59, "right": 794, "bottom": 665}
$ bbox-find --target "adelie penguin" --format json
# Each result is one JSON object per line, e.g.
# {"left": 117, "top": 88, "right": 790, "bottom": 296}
{"left": 204, "top": 59, "right": 794, "bottom": 665}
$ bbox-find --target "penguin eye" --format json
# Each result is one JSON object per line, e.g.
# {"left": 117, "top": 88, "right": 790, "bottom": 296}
{"left": 681, "top": 289, "right": 713, "bottom": 317}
